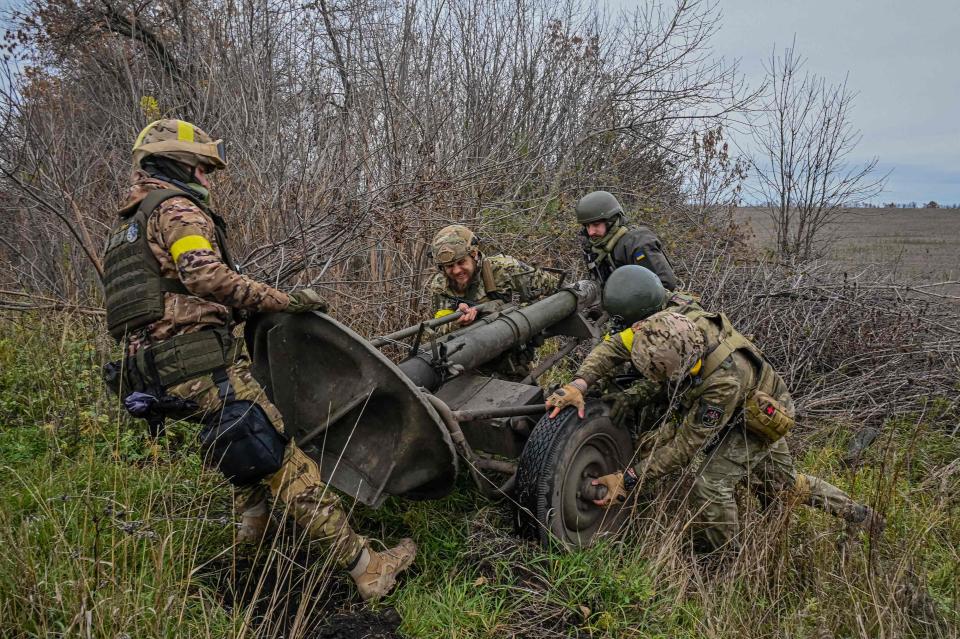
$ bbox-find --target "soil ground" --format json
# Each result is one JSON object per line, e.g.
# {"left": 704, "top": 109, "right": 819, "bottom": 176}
{"left": 734, "top": 207, "right": 960, "bottom": 299}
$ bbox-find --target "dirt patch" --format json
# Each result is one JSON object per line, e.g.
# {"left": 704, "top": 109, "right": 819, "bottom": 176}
{"left": 312, "top": 608, "right": 403, "bottom": 639}
{"left": 202, "top": 529, "right": 405, "bottom": 638}
{"left": 735, "top": 206, "right": 960, "bottom": 300}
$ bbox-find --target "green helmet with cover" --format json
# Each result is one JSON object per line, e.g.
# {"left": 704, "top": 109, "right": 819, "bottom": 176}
{"left": 630, "top": 311, "right": 706, "bottom": 383}
{"left": 575, "top": 190, "right": 624, "bottom": 225}
{"left": 132, "top": 119, "right": 227, "bottom": 171}
{"left": 602, "top": 265, "right": 667, "bottom": 326}
{"left": 431, "top": 224, "right": 479, "bottom": 266}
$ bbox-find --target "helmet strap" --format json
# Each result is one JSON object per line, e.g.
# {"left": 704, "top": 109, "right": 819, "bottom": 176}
{"left": 142, "top": 157, "right": 211, "bottom": 205}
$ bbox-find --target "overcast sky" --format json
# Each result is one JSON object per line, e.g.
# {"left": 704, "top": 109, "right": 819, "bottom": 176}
{"left": 2, "top": 0, "right": 956, "bottom": 203}
{"left": 707, "top": 0, "right": 960, "bottom": 204}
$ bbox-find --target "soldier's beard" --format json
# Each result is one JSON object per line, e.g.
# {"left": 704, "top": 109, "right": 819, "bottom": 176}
{"left": 446, "top": 262, "right": 476, "bottom": 294}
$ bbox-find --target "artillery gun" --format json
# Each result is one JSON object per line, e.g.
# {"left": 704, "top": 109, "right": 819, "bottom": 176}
{"left": 245, "top": 281, "right": 632, "bottom": 547}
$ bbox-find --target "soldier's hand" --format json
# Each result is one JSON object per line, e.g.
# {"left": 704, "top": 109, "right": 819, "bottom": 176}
{"left": 456, "top": 302, "right": 479, "bottom": 325}
{"left": 602, "top": 392, "right": 634, "bottom": 426}
{"left": 546, "top": 381, "right": 586, "bottom": 419}
{"left": 591, "top": 472, "right": 626, "bottom": 508}
{"left": 287, "top": 288, "right": 329, "bottom": 314}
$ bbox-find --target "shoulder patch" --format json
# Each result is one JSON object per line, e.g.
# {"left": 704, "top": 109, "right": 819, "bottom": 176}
{"left": 125, "top": 221, "right": 140, "bottom": 243}
{"left": 699, "top": 401, "right": 725, "bottom": 428}
{"left": 633, "top": 250, "right": 646, "bottom": 262}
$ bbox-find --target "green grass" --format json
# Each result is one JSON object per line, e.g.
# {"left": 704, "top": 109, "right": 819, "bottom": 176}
{"left": 0, "top": 313, "right": 957, "bottom": 638}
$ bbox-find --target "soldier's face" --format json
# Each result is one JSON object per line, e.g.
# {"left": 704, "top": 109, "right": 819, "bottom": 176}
{"left": 443, "top": 255, "right": 477, "bottom": 293}
{"left": 194, "top": 164, "right": 211, "bottom": 188}
{"left": 586, "top": 221, "right": 608, "bottom": 239}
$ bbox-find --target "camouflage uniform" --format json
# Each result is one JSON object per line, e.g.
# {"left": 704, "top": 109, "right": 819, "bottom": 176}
{"left": 117, "top": 174, "right": 364, "bottom": 566}
{"left": 576, "top": 312, "right": 866, "bottom": 551}
{"left": 428, "top": 253, "right": 560, "bottom": 320}
{"left": 427, "top": 253, "right": 560, "bottom": 377}
{"left": 120, "top": 172, "right": 290, "bottom": 352}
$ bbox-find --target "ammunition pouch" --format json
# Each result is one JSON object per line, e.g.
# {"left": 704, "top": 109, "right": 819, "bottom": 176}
{"left": 103, "top": 328, "right": 237, "bottom": 395}
{"left": 199, "top": 370, "right": 288, "bottom": 486}
{"left": 744, "top": 388, "right": 794, "bottom": 443}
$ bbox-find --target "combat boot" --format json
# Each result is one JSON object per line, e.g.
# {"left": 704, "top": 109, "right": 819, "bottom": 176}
{"left": 349, "top": 538, "right": 417, "bottom": 601}
{"left": 845, "top": 503, "right": 886, "bottom": 536}
{"left": 236, "top": 500, "right": 270, "bottom": 544}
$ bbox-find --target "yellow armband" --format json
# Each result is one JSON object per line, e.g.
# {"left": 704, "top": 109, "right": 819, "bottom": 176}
{"left": 434, "top": 308, "right": 455, "bottom": 319}
{"left": 603, "top": 328, "right": 635, "bottom": 351}
{"left": 170, "top": 235, "right": 213, "bottom": 263}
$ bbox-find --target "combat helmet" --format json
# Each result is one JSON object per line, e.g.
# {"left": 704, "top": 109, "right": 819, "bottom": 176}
{"left": 132, "top": 119, "right": 226, "bottom": 171}
{"left": 431, "top": 224, "right": 479, "bottom": 266}
{"left": 575, "top": 190, "right": 624, "bottom": 225}
{"left": 630, "top": 311, "right": 706, "bottom": 383}
{"left": 602, "top": 265, "right": 667, "bottom": 327}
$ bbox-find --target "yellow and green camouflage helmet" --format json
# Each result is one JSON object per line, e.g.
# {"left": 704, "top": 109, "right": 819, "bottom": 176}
{"left": 630, "top": 311, "right": 706, "bottom": 383}
{"left": 132, "top": 119, "right": 226, "bottom": 171}
{"left": 431, "top": 224, "right": 478, "bottom": 266}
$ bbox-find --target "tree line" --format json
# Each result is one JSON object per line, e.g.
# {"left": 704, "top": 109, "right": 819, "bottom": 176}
{"left": 0, "top": 0, "right": 885, "bottom": 319}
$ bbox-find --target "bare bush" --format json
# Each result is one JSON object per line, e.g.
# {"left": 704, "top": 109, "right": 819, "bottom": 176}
{"left": 750, "top": 41, "right": 886, "bottom": 261}
{"left": 0, "top": 0, "right": 751, "bottom": 333}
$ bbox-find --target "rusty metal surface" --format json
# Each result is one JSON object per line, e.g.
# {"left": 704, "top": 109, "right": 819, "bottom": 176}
{"left": 245, "top": 312, "right": 457, "bottom": 507}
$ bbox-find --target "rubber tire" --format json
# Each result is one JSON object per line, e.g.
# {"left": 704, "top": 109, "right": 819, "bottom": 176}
{"left": 515, "top": 400, "right": 632, "bottom": 548}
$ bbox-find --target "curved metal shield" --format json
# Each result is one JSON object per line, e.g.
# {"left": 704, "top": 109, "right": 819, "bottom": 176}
{"left": 245, "top": 312, "right": 457, "bottom": 506}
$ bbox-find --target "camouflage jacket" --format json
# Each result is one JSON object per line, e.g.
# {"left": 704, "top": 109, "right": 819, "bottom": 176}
{"left": 584, "top": 224, "right": 678, "bottom": 290}
{"left": 578, "top": 306, "right": 793, "bottom": 480}
{"left": 575, "top": 291, "right": 704, "bottom": 386}
{"left": 118, "top": 172, "right": 290, "bottom": 352}
{"left": 428, "top": 253, "right": 561, "bottom": 320}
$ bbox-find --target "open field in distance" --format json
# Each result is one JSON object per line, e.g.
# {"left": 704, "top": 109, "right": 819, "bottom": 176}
{"left": 735, "top": 207, "right": 960, "bottom": 299}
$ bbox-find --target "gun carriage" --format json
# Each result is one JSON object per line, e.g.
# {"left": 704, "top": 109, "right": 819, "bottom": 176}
{"left": 245, "top": 281, "right": 632, "bottom": 547}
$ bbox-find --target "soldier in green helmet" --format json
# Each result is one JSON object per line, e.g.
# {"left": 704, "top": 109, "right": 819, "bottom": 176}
{"left": 546, "top": 302, "right": 885, "bottom": 552}
{"left": 576, "top": 190, "right": 678, "bottom": 290}
{"left": 101, "top": 119, "right": 415, "bottom": 600}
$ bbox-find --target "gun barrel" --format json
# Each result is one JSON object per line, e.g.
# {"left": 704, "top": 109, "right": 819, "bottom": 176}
{"left": 369, "top": 301, "right": 500, "bottom": 347}
{"left": 399, "top": 280, "right": 599, "bottom": 390}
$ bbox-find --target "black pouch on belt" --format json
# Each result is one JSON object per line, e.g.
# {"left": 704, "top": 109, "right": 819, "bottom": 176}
{"left": 199, "top": 369, "right": 289, "bottom": 486}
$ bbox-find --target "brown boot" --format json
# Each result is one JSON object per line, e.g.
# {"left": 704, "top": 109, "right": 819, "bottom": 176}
{"left": 237, "top": 501, "right": 270, "bottom": 544}
{"left": 349, "top": 538, "right": 417, "bottom": 601}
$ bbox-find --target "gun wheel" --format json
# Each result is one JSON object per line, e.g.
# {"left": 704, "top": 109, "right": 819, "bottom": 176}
{"left": 514, "top": 400, "right": 632, "bottom": 548}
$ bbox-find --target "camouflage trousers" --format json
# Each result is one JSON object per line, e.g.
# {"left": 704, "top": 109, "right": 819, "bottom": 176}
{"left": 689, "top": 427, "right": 861, "bottom": 551}
{"left": 167, "top": 357, "right": 365, "bottom": 566}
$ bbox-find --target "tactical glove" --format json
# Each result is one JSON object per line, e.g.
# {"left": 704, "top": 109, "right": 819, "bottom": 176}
{"left": 546, "top": 382, "right": 585, "bottom": 418}
{"left": 590, "top": 468, "right": 638, "bottom": 508}
{"left": 287, "top": 288, "right": 328, "bottom": 313}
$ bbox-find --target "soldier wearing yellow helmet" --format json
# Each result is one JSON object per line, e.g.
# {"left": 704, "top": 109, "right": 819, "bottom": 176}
{"left": 101, "top": 119, "right": 415, "bottom": 600}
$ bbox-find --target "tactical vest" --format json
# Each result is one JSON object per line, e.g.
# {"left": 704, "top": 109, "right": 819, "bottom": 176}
{"left": 679, "top": 309, "right": 794, "bottom": 441}
{"left": 102, "top": 188, "right": 242, "bottom": 394}
{"left": 584, "top": 226, "right": 628, "bottom": 282}
{"left": 103, "top": 188, "right": 235, "bottom": 341}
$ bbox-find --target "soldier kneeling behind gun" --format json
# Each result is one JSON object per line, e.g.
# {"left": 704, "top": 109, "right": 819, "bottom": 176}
{"left": 546, "top": 266, "right": 885, "bottom": 552}
{"left": 426, "top": 224, "right": 561, "bottom": 377}
{"left": 101, "top": 118, "right": 414, "bottom": 600}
